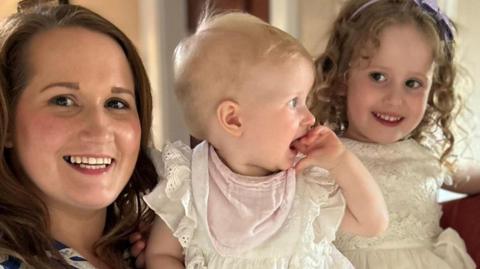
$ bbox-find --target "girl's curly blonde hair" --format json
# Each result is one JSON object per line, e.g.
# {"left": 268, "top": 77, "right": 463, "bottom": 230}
{"left": 309, "top": 0, "right": 460, "bottom": 168}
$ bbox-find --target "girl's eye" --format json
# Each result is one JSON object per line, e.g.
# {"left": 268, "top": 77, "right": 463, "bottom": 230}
{"left": 105, "top": 98, "right": 129, "bottom": 109}
{"left": 288, "top": 97, "right": 298, "bottom": 108}
{"left": 49, "top": 96, "right": 75, "bottom": 107}
{"left": 405, "top": 79, "right": 422, "bottom": 89}
{"left": 369, "top": 72, "right": 387, "bottom": 82}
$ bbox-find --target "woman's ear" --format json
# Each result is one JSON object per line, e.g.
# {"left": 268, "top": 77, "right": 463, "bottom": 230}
{"left": 217, "top": 100, "right": 242, "bottom": 137}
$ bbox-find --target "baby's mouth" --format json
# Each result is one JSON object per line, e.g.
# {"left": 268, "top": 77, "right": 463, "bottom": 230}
{"left": 290, "top": 134, "right": 307, "bottom": 151}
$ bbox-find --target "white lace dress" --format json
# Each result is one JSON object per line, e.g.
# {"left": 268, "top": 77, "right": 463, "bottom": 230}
{"left": 144, "top": 141, "right": 353, "bottom": 269}
{"left": 334, "top": 138, "right": 476, "bottom": 269}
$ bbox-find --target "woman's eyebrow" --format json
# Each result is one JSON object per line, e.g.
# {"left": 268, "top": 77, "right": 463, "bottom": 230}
{"left": 40, "top": 82, "right": 79, "bottom": 92}
{"left": 112, "top": 86, "right": 135, "bottom": 97}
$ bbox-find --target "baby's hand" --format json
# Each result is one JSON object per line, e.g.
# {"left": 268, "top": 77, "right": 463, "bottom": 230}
{"left": 292, "top": 126, "right": 346, "bottom": 172}
{"left": 130, "top": 231, "right": 147, "bottom": 268}
{"left": 130, "top": 221, "right": 153, "bottom": 268}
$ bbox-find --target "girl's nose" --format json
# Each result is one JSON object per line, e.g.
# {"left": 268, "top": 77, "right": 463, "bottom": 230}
{"left": 383, "top": 86, "right": 404, "bottom": 106}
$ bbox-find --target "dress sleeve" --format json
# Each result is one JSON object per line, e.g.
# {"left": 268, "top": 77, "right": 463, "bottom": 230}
{"left": 302, "top": 167, "right": 346, "bottom": 244}
{"left": 143, "top": 141, "right": 198, "bottom": 248}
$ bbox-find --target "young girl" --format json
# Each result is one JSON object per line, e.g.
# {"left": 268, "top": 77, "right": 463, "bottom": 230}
{"left": 143, "top": 11, "right": 388, "bottom": 269}
{"left": 310, "top": 0, "right": 480, "bottom": 268}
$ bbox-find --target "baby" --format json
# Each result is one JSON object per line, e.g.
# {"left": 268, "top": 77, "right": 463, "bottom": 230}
{"left": 143, "top": 11, "right": 388, "bottom": 269}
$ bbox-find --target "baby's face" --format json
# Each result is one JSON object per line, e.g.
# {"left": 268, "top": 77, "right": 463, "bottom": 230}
{"left": 344, "top": 23, "right": 434, "bottom": 144}
{"left": 233, "top": 56, "right": 315, "bottom": 176}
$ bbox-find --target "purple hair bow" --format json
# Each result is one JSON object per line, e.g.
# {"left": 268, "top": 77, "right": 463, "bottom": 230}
{"left": 350, "top": 0, "right": 455, "bottom": 42}
{"left": 413, "top": 0, "right": 455, "bottom": 42}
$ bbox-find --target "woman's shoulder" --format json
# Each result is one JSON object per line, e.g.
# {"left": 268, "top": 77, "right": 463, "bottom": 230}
{"left": 0, "top": 255, "right": 24, "bottom": 269}
{"left": 0, "top": 242, "right": 96, "bottom": 269}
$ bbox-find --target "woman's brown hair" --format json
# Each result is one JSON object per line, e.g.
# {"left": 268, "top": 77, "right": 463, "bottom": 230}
{"left": 310, "top": 0, "right": 460, "bottom": 167}
{"left": 0, "top": 1, "right": 157, "bottom": 268}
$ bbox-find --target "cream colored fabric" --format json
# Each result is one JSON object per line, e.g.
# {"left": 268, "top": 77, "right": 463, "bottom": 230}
{"left": 144, "top": 141, "right": 353, "bottom": 269}
{"left": 335, "top": 138, "right": 475, "bottom": 269}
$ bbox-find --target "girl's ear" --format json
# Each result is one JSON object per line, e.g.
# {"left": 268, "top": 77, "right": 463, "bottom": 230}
{"left": 338, "top": 82, "right": 348, "bottom": 96}
{"left": 217, "top": 100, "right": 243, "bottom": 137}
{"left": 338, "top": 71, "right": 349, "bottom": 96}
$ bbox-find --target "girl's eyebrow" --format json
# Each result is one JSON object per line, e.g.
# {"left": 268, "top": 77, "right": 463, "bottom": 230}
{"left": 40, "top": 82, "right": 79, "bottom": 92}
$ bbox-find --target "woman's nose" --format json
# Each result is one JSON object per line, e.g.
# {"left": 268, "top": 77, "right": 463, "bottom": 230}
{"left": 79, "top": 107, "right": 114, "bottom": 143}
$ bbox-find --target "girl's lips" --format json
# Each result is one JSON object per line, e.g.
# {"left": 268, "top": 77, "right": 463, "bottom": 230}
{"left": 372, "top": 112, "right": 404, "bottom": 126}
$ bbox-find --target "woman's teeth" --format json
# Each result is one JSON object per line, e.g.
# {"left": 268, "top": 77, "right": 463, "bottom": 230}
{"left": 63, "top": 156, "right": 113, "bottom": 169}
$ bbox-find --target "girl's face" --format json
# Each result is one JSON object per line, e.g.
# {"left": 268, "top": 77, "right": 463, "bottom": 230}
{"left": 11, "top": 27, "right": 141, "bottom": 213}
{"left": 344, "top": 23, "right": 435, "bottom": 144}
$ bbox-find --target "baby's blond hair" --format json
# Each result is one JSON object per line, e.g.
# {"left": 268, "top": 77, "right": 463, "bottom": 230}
{"left": 174, "top": 11, "right": 312, "bottom": 139}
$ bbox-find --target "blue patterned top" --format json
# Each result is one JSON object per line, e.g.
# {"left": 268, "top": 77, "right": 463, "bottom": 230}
{"left": 1, "top": 241, "right": 103, "bottom": 269}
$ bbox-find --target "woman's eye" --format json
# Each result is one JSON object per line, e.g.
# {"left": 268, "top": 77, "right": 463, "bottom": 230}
{"left": 49, "top": 96, "right": 75, "bottom": 107}
{"left": 288, "top": 97, "right": 298, "bottom": 108}
{"left": 369, "top": 72, "right": 387, "bottom": 82}
{"left": 106, "top": 98, "right": 129, "bottom": 109}
{"left": 405, "top": 79, "right": 422, "bottom": 89}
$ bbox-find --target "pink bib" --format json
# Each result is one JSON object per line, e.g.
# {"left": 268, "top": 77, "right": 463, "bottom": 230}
{"left": 191, "top": 142, "right": 295, "bottom": 255}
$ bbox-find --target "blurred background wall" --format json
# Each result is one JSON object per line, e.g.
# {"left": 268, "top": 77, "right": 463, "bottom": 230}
{"left": 1, "top": 0, "right": 478, "bottom": 158}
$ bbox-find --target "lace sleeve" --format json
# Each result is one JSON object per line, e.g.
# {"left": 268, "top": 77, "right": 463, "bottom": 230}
{"left": 144, "top": 141, "right": 198, "bottom": 247}
{"left": 302, "top": 167, "right": 346, "bottom": 243}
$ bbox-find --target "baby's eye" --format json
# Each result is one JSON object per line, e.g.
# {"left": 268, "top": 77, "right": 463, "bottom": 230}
{"left": 369, "top": 72, "right": 387, "bottom": 82}
{"left": 49, "top": 96, "right": 75, "bottom": 107}
{"left": 105, "top": 98, "right": 129, "bottom": 110}
{"left": 288, "top": 97, "right": 298, "bottom": 108}
{"left": 405, "top": 79, "right": 422, "bottom": 89}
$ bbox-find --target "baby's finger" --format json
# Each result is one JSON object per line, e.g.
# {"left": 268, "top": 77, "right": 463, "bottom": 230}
{"left": 301, "top": 126, "right": 331, "bottom": 144}
{"left": 131, "top": 240, "right": 146, "bottom": 257}
{"left": 129, "top": 232, "right": 142, "bottom": 243}
{"left": 294, "top": 127, "right": 332, "bottom": 154}
{"left": 291, "top": 138, "right": 309, "bottom": 153}
{"left": 135, "top": 253, "right": 146, "bottom": 268}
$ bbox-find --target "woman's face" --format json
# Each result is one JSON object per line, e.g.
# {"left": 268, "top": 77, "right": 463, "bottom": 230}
{"left": 11, "top": 27, "right": 141, "bottom": 213}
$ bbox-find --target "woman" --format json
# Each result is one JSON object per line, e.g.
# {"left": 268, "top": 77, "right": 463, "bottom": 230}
{"left": 0, "top": 1, "right": 158, "bottom": 268}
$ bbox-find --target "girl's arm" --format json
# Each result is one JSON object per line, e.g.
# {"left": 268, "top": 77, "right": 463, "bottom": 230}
{"left": 443, "top": 160, "right": 480, "bottom": 194}
{"left": 145, "top": 216, "right": 185, "bottom": 269}
{"left": 294, "top": 126, "right": 388, "bottom": 237}
{"left": 329, "top": 151, "right": 388, "bottom": 236}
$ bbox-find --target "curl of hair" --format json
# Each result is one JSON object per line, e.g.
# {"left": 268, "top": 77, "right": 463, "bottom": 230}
{"left": 309, "top": 0, "right": 461, "bottom": 169}
{"left": 0, "top": 2, "right": 158, "bottom": 268}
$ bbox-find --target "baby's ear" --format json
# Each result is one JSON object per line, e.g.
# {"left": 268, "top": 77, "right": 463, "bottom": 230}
{"left": 217, "top": 100, "right": 242, "bottom": 137}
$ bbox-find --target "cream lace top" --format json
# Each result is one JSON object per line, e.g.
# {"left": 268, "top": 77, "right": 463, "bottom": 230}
{"left": 334, "top": 138, "right": 475, "bottom": 269}
{"left": 144, "top": 141, "right": 353, "bottom": 269}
